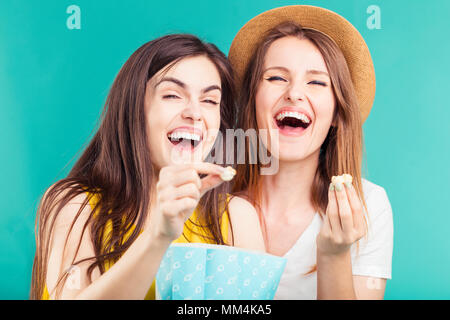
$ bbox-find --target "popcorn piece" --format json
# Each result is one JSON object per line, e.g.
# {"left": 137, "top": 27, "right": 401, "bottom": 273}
{"left": 331, "top": 175, "right": 345, "bottom": 185}
{"left": 342, "top": 174, "right": 353, "bottom": 185}
{"left": 331, "top": 174, "right": 353, "bottom": 189}
{"left": 220, "top": 166, "right": 236, "bottom": 181}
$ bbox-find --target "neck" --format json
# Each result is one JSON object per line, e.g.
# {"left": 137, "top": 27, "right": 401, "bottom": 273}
{"left": 260, "top": 151, "right": 319, "bottom": 218}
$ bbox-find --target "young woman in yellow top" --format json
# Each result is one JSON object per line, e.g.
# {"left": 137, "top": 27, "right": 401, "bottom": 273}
{"left": 30, "top": 34, "right": 265, "bottom": 300}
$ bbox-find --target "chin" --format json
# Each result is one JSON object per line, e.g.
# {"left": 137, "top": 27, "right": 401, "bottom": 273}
{"left": 276, "top": 148, "right": 317, "bottom": 163}
{"left": 277, "top": 154, "right": 307, "bottom": 163}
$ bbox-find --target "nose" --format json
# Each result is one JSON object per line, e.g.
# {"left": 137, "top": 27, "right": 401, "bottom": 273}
{"left": 284, "top": 81, "right": 305, "bottom": 103}
{"left": 181, "top": 101, "right": 202, "bottom": 122}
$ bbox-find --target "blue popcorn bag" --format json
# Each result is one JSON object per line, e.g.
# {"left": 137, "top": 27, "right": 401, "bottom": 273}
{"left": 155, "top": 243, "right": 287, "bottom": 300}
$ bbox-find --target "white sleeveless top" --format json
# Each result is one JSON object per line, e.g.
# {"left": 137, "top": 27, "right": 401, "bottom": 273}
{"left": 274, "top": 178, "right": 394, "bottom": 300}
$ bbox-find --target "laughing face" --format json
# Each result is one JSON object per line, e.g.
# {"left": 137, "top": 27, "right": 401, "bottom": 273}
{"left": 145, "top": 55, "right": 222, "bottom": 170}
{"left": 255, "top": 36, "right": 336, "bottom": 162}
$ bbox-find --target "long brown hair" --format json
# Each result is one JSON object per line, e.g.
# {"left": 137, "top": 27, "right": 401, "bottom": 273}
{"left": 232, "top": 22, "right": 369, "bottom": 268}
{"left": 30, "top": 34, "right": 236, "bottom": 299}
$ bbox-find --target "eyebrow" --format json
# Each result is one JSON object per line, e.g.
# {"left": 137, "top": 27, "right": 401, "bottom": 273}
{"left": 202, "top": 85, "right": 222, "bottom": 93}
{"left": 155, "top": 77, "right": 221, "bottom": 93}
{"left": 263, "top": 66, "right": 329, "bottom": 77}
{"left": 155, "top": 77, "right": 186, "bottom": 89}
{"left": 306, "top": 69, "right": 329, "bottom": 77}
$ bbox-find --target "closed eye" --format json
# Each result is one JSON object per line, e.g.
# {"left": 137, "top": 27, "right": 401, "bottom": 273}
{"left": 266, "top": 76, "right": 287, "bottom": 82}
{"left": 162, "top": 94, "right": 181, "bottom": 99}
{"left": 202, "top": 99, "right": 219, "bottom": 105}
{"left": 308, "top": 80, "right": 327, "bottom": 87}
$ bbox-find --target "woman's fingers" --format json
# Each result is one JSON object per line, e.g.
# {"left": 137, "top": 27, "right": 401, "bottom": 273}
{"left": 199, "top": 174, "right": 225, "bottom": 196}
{"left": 173, "top": 183, "right": 201, "bottom": 201}
{"left": 157, "top": 162, "right": 231, "bottom": 224}
{"left": 344, "top": 182, "right": 366, "bottom": 236}
{"left": 189, "top": 162, "right": 225, "bottom": 177}
{"left": 158, "top": 163, "right": 225, "bottom": 188}
{"left": 178, "top": 162, "right": 227, "bottom": 196}
{"left": 154, "top": 163, "right": 227, "bottom": 241}
{"left": 158, "top": 166, "right": 200, "bottom": 189}
{"left": 160, "top": 197, "right": 198, "bottom": 219}
{"left": 157, "top": 163, "right": 228, "bottom": 212}
{"left": 327, "top": 183, "right": 342, "bottom": 233}
{"left": 334, "top": 182, "right": 354, "bottom": 234}
{"left": 320, "top": 176, "right": 367, "bottom": 255}
{"left": 166, "top": 162, "right": 224, "bottom": 176}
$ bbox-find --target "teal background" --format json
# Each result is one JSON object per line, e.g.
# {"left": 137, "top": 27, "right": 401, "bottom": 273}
{"left": 0, "top": 0, "right": 449, "bottom": 299}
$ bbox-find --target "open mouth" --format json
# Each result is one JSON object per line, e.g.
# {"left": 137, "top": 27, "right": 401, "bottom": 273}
{"left": 167, "top": 131, "right": 202, "bottom": 150}
{"left": 274, "top": 111, "right": 312, "bottom": 134}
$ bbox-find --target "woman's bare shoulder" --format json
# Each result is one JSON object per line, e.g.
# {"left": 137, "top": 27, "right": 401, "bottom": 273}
{"left": 41, "top": 185, "right": 99, "bottom": 299}
{"left": 41, "top": 184, "right": 93, "bottom": 231}
{"left": 226, "top": 195, "right": 266, "bottom": 252}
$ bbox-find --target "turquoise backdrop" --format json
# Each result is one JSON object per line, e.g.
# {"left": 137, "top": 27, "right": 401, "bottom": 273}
{"left": 1, "top": 0, "right": 449, "bottom": 299}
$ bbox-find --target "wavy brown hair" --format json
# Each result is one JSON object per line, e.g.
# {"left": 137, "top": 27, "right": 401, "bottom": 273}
{"left": 30, "top": 34, "right": 236, "bottom": 299}
{"left": 232, "top": 22, "right": 369, "bottom": 271}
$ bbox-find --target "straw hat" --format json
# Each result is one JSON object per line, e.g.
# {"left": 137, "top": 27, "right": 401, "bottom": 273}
{"left": 228, "top": 5, "right": 376, "bottom": 122}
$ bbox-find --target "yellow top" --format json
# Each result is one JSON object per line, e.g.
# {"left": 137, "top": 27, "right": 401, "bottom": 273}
{"left": 41, "top": 192, "right": 230, "bottom": 300}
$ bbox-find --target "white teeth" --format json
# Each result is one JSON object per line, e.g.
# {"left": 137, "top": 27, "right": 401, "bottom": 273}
{"left": 275, "top": 111, "right": 311, "bottom": 123}
{"left": 168, "top": 132, "right": 201, "bottom": 141}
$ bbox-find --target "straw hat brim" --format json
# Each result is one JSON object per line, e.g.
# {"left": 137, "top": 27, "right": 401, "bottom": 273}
{"left": 228, "top": 5, "right": 376, "bottom": 122}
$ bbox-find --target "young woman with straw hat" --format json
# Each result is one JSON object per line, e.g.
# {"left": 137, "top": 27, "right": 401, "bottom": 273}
{"left": 229, "top": 5, "right": 393, "bottom": 299}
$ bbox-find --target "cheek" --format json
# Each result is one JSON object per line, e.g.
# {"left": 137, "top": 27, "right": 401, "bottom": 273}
{"left": 255, "top": 85, "right": 278, "bottom": 128}
{"left": 205, "top": 107, "right": 221, "bottom": 129}
{"left": 204, "top": 108, "right": 221, "bottom": 141}
{"left": 146, "top": 103, "right": 174, "bottom": 142}
{"left": 310, "top": 95, "right": 336, "bottom": 146}
{"left": 255, "top": 84, "right": 276, "bottom": 111}
{"left": 315, "top": 94, "right": 335, "bottom": 126}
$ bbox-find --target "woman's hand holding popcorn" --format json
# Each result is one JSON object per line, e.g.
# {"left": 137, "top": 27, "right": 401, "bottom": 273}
{"left": 317, "top": 174, "right": 366, "bottom": 256}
